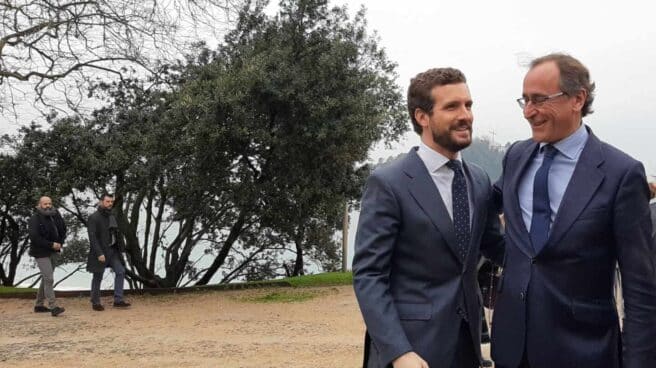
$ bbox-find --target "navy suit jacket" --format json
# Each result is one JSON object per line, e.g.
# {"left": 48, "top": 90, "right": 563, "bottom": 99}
{"left": 352, "top": 148, "right": 504, "bottom": 368}
{"left": 491, "top": 127, "right": 656, "bottom": 368}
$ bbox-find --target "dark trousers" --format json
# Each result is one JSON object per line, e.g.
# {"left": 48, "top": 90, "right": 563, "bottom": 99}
{"left": 451, "top": 320, "right": 480, "bottom": 368}
{"left": 90, "top": 252, "right": 125, "bottom": 305}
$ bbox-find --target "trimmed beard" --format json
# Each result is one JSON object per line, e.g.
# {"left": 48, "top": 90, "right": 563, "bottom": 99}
{"left": 36, "top": 207, "right": 57, "bottom": 217}
{"left": 432, "top": 126, "right": 472, "bottom": 153}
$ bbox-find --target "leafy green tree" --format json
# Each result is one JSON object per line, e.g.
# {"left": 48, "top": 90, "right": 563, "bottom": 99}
{"left": 6, "top": 0, "right": 406, "bottom": 288}
{"left": 0, "top": 128, "right": 89, "bottom": 286}
{"left": 176, "top": 0, "right": 407, "bottom": 284}
{"left": 0, "top": 152, "right": 32, "bottom": 286}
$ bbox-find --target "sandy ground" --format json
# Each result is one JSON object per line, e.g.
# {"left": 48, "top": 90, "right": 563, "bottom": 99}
{"left": 0, "top": 285, "right": 491, "bottom": 368}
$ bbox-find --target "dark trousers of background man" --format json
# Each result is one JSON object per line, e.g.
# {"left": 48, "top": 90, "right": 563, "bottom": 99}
{"left": 35, "top": 254, "right": 58, "bottom": 308}
{"left": 90, "top": 252, "right": 125, "bottom": 305}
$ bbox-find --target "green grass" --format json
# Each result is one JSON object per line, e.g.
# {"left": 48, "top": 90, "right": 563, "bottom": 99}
{"left": 247, "top": 290, "right": 320, "bottom": 303}
{"left": 0, "top": 272, "right": 352, "bottom": 299}
{"left": 0, "top": 286, "right": 36, "bottom": 294}
{"left": 278, "top": 271, "right": 352, "bottom": 287}
{"left": 237, "top": 272, "right": 351, "bottom": 303}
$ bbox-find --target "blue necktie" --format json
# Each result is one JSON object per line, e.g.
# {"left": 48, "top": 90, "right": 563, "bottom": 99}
{"left": 446, "top": 160, "right": 470, "bottom": 261}
{"left": 530, "top": 145, "right": 557, "bottom": 254}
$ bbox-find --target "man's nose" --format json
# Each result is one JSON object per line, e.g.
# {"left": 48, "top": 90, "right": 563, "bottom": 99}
{"left": 458, "top": 106, "right": 473, "bottom": 121}
{"left": 523, "top": 103, "right": 537, "bottom": 119}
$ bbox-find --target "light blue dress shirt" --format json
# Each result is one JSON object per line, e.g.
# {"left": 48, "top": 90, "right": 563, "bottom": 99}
{"left": 518, "top": 124, "right": 589, "bottom": 233}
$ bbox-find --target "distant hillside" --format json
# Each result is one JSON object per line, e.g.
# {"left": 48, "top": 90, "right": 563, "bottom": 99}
{"left": 462, "top": 137, "right": 508, "bottom": 182}
{"left": 376, "top": 137, "right": 509, "bottom": 182}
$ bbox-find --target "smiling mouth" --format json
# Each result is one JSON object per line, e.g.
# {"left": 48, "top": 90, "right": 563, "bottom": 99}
{"left": 452, "top": 123, "right": 471, "bottom": 132}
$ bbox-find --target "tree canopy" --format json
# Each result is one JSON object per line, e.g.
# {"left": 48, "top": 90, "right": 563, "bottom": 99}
{"left": 0, "top": 0, "right": 407, "bottom": 287}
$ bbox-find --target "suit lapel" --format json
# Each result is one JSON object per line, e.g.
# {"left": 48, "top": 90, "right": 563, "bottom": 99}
{"left": 463, "top": 162, "right": 486, "bottom": 270}
{"left": 404, "top": 149, "right": 461, "bottom": 265}
{"left": 507, "top": 141, "right": 540, "bottom": 258}
{"left": 541, "top": 132, "right": 605, "bottom": 254}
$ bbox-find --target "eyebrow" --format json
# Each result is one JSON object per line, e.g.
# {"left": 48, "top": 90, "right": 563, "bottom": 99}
{"left": 441, "top": 98, "right": 472, "bottom": 105}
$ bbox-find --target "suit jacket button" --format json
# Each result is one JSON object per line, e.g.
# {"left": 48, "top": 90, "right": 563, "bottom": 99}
{"left": 520, "top": 292, "right": 526, "bottom": 301}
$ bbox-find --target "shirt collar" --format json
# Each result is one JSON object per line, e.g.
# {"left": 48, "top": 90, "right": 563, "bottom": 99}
{"left": 417, "top": 141, "right": 462, "bottom": 173}
{"left": 539, "top": 123, "right": 588, "bottom": 159}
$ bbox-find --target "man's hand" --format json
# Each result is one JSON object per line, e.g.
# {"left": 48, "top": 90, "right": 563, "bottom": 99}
{"left": 392, "top": 352, "right": 429, "bottom": 368}
{"left": 98, "top": 255, "right": 106, "bottom": 263}
{"left": 52, "top": 242, "right": 62, "bottom": 251}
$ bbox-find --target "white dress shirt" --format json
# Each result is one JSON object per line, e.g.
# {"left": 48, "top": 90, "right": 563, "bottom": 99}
{"left": 416, "top": 142, "right": 473, "bottom": 223}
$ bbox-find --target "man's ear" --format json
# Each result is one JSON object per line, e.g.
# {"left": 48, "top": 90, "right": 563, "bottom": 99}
{"left": 415, "top": 108, "right": 430, "bottom": 129}
{"left": 572, "top": 89, "right": 587, "bottom": 113}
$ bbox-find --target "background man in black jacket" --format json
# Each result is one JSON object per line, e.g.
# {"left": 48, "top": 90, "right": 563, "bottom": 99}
{"left": 87, "top": 193, "right": 130, "bottom": 311}
{"left": 28, "top": 196, "right": 66, "bottom": 317}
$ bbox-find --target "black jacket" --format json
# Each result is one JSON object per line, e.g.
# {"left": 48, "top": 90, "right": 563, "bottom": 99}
{"left": 86, "top": 209, "right": 123, "bottom": 273}
{"left": 28, "top": 211, "right": 67, "bottom": 258}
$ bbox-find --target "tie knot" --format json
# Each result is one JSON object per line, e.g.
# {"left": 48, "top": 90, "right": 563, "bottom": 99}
{"left": 446, "top": 159, "right": 463, "bottom": 173}
{"left": 542, "top": 144, "right": 557, "bottom": 159}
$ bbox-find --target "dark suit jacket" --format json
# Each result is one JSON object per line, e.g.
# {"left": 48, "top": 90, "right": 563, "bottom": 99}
{"left": 491, "top": 127, "right": 656, "bottom": 368}
{"left": 28, "top": 211, "right": 67, "bottom": 258}
{"left": 352, "top": 148, "right": 504, "bottom": 368}
{"left": 86, "top": 210, "right": 123, "bottom": 273}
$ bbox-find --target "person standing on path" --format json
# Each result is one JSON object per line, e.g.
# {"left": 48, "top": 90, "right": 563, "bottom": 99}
{"left": 28, "top": 196, "right": 66, "bottom": 317}
{"left": 87, "top": 193, "right": 131, "bottom": 311}
{"left": 353, "top": 67, "right": 504, "bottom": 368}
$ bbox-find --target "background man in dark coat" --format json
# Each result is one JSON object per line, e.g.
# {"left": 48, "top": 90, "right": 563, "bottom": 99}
{"left": 353, "top": 68, "right": 504, "bottom": 368}
{"left": 87, "top": 193, "right": 130, "bottom": 310}
{"left": 28, "top": 196, "right": 66, "bottom": 316}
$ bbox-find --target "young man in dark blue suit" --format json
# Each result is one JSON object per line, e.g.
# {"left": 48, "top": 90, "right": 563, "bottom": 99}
{"left": 492, "top": 53, "right": 656, "bottom": 368}
{"left": 353, "top": 68, "right": 504, "bottom": 368}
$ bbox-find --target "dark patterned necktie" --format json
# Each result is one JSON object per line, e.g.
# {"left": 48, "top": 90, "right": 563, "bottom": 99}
{"left": 530, "top": 145, "right": 558, "bottom": 253}
{"left": 446, "top": 160, "right": 471, "bottom": 261}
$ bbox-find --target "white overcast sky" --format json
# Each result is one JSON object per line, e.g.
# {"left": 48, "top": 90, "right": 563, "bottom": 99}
{"left": 2, "top": 0, "right": 655, "bottom": 174}
{"left": 336, "top": 0, "right": 656, "bottom": 177}
{"left": 3, "top": 1, "right": 655, "bottom": 277}
{"left": 335, "top": 0, "right": 656, "bottom": 266}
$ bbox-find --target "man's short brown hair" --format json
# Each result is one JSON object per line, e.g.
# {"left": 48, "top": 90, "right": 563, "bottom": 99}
{"left": 407, "top": 68, "right": 467, "bottom": 134}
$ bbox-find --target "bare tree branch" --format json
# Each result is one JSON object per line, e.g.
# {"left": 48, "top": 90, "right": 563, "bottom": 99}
{"left": 0, "top": 0, "right": 245, "bottom": 114}
{"left": 53, "top": 263, "right": 84, "bottom": 287}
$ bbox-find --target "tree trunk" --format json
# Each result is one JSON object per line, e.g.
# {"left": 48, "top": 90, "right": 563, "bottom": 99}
{"left": 195, "top": 211, "right": 247, "bottom": 285}
{"left": 293, "top": 238, "right": 304, "bottom": 276}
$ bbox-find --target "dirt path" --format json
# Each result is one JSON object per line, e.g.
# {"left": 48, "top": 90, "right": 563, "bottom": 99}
{"left": 0, "top": 286, "right": 365, "bottom": 368}
{"left": 0, "top": 285, "right": 493, "bottom": 367}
